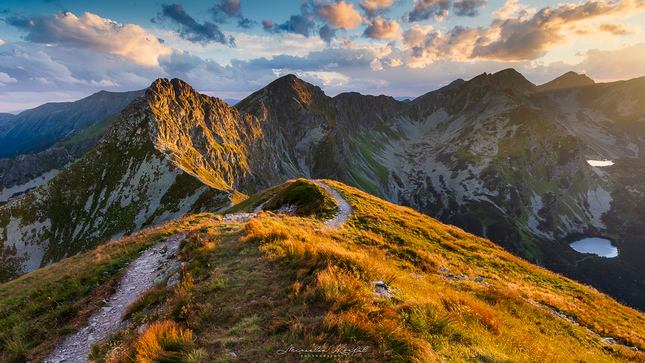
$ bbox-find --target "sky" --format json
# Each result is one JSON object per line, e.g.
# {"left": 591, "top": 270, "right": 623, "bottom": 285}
{"left": 0, "top": 0, "right": 644, "bottom": 113}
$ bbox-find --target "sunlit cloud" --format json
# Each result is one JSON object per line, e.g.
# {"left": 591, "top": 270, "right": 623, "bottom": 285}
{"left": 315, "top": 1, "right": 363, "bottom": 29}
{"left": 360, "top": 0, "right": 397, "bottom": 18}
{"left": 364, "top": 16, "right": 401, "bottom": 40}
{"left": 6, "top": 11, "right": 172, "bottom": 67}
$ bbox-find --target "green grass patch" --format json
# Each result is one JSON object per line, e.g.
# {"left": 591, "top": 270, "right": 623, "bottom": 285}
{"left": 262, "top": 179, "right": 338, "bottom": 219}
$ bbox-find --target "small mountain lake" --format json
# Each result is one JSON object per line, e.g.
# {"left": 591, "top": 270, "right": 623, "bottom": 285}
{"left": 587, "top": 160, "right": 614, "bottom": 167}
{"left": 570, "top": 237, "right": 618, "bottom": 258}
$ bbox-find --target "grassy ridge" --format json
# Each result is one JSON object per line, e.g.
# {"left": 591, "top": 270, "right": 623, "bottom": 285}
{"left": 83, "top": 181, "right": 644, "bottom": 362}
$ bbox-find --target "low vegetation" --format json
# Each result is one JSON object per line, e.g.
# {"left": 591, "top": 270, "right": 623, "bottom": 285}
{"left": 2, "top": 180, "right": 645, "bottom": 362}
{"left": 261, "top": 179, "right": 338, "bottom": 219}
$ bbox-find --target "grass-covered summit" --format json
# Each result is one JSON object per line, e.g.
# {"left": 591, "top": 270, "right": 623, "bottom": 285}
{"left": 1, "top": 180, "right": 643, "bottom": 362}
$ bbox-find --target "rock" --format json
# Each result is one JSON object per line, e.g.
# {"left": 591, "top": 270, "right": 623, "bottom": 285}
{"left": 456, "top": 274, "right": 469, "bottom": 280}
{"left": 137, "top": 324, "right": 150, "bottom": 335}
{"left": 167, "top": 272, "right": 180, "bottom": 288}
{"left": 439, "top": 265, "right": 449, "bottom": 273}
{"left": 373, "top": 281, "right": 394, "bottom": 299}
{"left": 601, "top": 337, "right": 617, "bottom": 345}
{"left": 229, "top": 351, "right": 237, "bottom": 357}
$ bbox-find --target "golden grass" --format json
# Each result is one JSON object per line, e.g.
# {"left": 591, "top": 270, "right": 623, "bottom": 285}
{"left": 7, "top": 180, "right": 645, "bottom": 362}
{"left": 133, "top": 321, "right": 194, "bottom": 363}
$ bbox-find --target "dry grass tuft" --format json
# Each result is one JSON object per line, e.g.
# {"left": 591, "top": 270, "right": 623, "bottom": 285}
{"left": 133, "top": 320, "right": 194, "bottom": 363}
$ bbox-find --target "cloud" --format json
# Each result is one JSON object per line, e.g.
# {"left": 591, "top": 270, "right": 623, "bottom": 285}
{"left": 577, "top": 43, "right": 645, "bottom": 80}
{"left": 0, "top": 72, "right": 18, "bottom": 86}
{"left": 214, "top": 0, "right": 242, "bottom": 17}
{"left": 158, "top": 3, "right": 234, "bottom": 46}
{"left": 370, "top": 58, "right": 384, "bottom": 70}
{"left": 262, "top": 1, "right": 362, "bottom": 41}
{"left": 401, "top": 0, "right": 645, "bottom": 65}
{"left": 360, "top": 0, "right": 397, "bottom": 18}
{"left": 319, "top": 24, "right": 337, "bottom": 43}
{"left": 262, "top": 14, "right": 315, "bottom": 37}
{"left": 211, "top": 0, "right": 257, "bottom": 29}
{"left": 407, "top": 0, "right": 451, "bottom": 22}
{"left": 403, "top": 25, "right": 485, "bottom": 67}
{"left": 473, "top": 0, "right": 645, "bottom": 61}
{"left": 6, "top": 11, "right": 172, "bottom": 67}
{"left": 492, "top": 0, "right": 535, "bottom": 19}
{"left": 315, "top": 1, "right": 362, "bottom": 29}
{"left": 598, "top": 22, "right": 638, "bottom": 35}
{"left": 453, "top": 0, "right": 486, "bottom": 17}
{"left": 364, "top": 17, "right": 400, "bottom": 40}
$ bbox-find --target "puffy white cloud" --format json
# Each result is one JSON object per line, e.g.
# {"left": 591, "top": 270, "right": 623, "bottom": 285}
{"left": 7, "top": 11, "right": 172, "bottom": 67}
{"left": 316, "top": 1, "right": 363, "bottom": 29}
{"left": 364, "top": 16, "right": 401, "bottom": 40}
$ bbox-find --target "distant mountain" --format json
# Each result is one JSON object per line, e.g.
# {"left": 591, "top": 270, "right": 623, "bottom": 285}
{"left": 2, "top": 70, "right": 645, "bottom": 310}
{"left": 0, "top": 89, "right": 145, "bottom": 159}
{"left": 393, "top": 96, "right": 414, "bottom": 102}
{"left": 538, "top": 71, "right": 595, "bottom": 92}
{"left": 222, "top": 98, "right": 240, "bottom": 106}
{"left": 0, "top": 91, "right": 146, "bottom": 205}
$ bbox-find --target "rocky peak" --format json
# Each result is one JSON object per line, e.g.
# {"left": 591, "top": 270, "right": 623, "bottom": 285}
{"left": 470, "top": 68, "right": 537, "bottom": 95}
{"left": 537, "top": 71, "right": 595, "bottom": 92}
{"left": 261, "top": 74, "right": 329, "bottom": 110}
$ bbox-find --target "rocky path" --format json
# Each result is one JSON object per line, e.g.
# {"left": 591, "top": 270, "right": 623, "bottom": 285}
{"left": 44, "top": 233, "right": 186, "bottom": 363}
{"left": 311, "top": 180, "right": 352, "bottom": 230}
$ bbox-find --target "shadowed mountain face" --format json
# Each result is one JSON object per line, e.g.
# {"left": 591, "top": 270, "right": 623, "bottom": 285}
{"left": 0, "top": 90, "right": 146, "bottom": 205}
{"left": 1, "top": 70, "right": 644, "bottom": 309}
{"left": 0, "top": 89, "right": 145, "bottom": 159}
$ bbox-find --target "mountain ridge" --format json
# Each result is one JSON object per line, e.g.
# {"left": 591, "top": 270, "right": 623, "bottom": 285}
{"left": 2, "top": 69, "right": 645, "bottom": 310}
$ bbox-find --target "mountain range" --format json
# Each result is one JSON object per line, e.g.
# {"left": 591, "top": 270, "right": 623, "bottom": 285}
{"left": 1, "top": 69, "right": 644, "bottom": 311}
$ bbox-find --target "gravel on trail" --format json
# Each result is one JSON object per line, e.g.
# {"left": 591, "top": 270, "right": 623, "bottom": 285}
{"left": 44, "top": 233, "right": 186, "bottom": 363}
{"left": 311, "top": 180, "right": 352, "bottom": 230}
